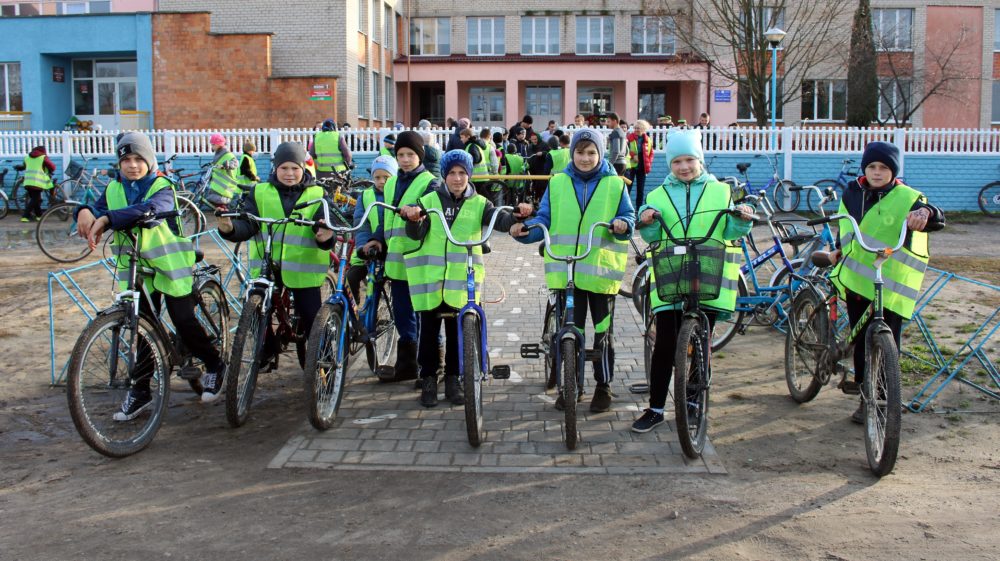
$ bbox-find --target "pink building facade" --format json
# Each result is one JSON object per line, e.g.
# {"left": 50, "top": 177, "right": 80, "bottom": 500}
{"left": 0, "top": 0, "right": 156, "bottom": 16}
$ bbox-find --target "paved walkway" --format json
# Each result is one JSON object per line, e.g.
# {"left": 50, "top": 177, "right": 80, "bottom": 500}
{"left": 269, "top": 236, "right": 726, "bottom": 475}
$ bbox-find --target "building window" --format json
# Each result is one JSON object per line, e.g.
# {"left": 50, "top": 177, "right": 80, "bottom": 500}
{"left": 72, "top": 59, "right": 137, "bottom": 117}
{"left": 467, "top": 16, "right": 505, "bottom": 56}
{"left": 801, "top": 80, "right": 847, "bottom": 121}
{"left": 357, "top": 66, "right": 367, "bottom": 117}
{"left": 740, "top": 7, "right": 785, "bottom": 48}
{"left": 521, "top": 16, "right": 559, "bottom": 55}
{"left": 1, "top": 3, "right": 41, "bottom": 16}
{"left": 873, "top": 8, "right": 913, "bottom": 51}
{"left": 373, "top": 71, "right": 381, "bottom": 119}
{"left": 631, "top": 16, "right": 675, "bottom": 55}
{"left": 525, "top": 86, "right": 562, "bottom": 125}
{"left": 995, "top": 9, "right": 999, "bottom": 51}
{"left": 0, "top": 63, "right": 22, "bottom": 111}
{"left": 385, "top": 75, "right": 393, "bottom": 121}
{"left": 370, "top": 0, "right": 380, "bottom": 42}
{"left": 737, "top": 78, "right": 784, "bottom": 121}
{"left": 358, "top": 0, "right": 367, "bottom": 33}
{"left": 992, "top": 81, "right": 1000, "bottom": 123}
{"left": 409, "top": 17, "right": 450, "bottom": 56}
{"left": 384, "top": 5, "right": 393, "bottom": 49}
{"left": 58, "top": 1, "right": 110, "bottom": 14}
{"left": 575, "top": 16, "right": 614, "bottom": 55}
{"left": 577, "top": 86, "right": 613, "bottom": 116}
{"left": 877, "top": 78, "right": 911, "bottom": 122}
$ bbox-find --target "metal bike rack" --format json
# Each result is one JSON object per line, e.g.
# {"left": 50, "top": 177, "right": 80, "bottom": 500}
{"left": 47, "top": 230, "right": 246, "bottom": 385}
{"left": 903, "top": 267, "right": 1000, "bottom": 412}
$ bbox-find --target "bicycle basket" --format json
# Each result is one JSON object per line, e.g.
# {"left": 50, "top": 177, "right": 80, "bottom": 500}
{"left": 65, "top": 159, "right": 85, "bottom": 181}
{"left": 650, "top": 239, "right": 726, "bottom": 304}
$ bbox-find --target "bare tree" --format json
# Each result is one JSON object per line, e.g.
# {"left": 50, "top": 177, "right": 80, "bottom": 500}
{"left": 660, "top": 0, "right": 852, "bottom": 127}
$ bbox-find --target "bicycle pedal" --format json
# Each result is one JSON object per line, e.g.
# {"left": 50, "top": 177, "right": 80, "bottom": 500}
{"left": 178, "top": 366, "right": 203, "bottom": 381}
{"left": 491, "top": 365, "right": 511, "bottom": 379}
{"left": 519, "top": 344, "right": 541, "bottom": 359}
{"left": 838, "top": 380, "right": 861, "bottom": 395}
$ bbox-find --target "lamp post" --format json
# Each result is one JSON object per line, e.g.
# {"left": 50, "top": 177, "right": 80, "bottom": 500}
{"left": 764, "top": 27, "right": 786, "bottom": 130}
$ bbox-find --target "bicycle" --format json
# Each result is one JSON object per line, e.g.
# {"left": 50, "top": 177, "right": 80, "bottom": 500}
{"left": 302, "top": 200, "right": 399, "bottom": 430}
{"left": 0, "top": 159, "right": 26, "bottom": 214}
{"left": 811, "top": 159, "right": 859, "bottom": 215}
{"left": 784, "top": 214, "right": 909, "bottom": 477}
{"left": 978, "top": 176, "right": 1000, "bottom": 217}
{"left": 65, "top": 208, "right": 230, "bottom": 457}
{"left": 730, "top": 154, "right": 799, "bottom": 213}
{"left": 519, "top": 221, "right": 613, "bottom": 451}
{"left": 35, "top": 178, "right": 102, "bottom": 263}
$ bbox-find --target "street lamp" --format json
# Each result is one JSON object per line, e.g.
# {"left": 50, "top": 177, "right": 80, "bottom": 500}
{"left": 764, "top": 27, "right": 785, "bottom": 130}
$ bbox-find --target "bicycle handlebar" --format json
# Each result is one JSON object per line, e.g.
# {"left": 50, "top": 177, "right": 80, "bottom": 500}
{"left": 526, "top": 221, "right": 612, "bottom": 263}
{"left": 419, "top": 205, "right": 514, "bottom": 248}
{"left": 807, "top": 213, "right": 908, "bottom": 254}
{"left": 788, "top": 184, "right": 837, "bottom": 216}
{"left": 651, "top": 206, "right": 755, "bottom": 247}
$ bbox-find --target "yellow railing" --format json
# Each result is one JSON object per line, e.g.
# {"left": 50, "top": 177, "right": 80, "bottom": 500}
{"left": 119, "top": 110, "right": 151, "bottom": 131}
{"left": 0, "top": 112, "right": 32, "bottom": 131}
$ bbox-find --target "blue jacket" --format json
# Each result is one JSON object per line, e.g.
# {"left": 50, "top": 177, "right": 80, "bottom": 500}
{"left": 516, "top": 159, "right": 635, "bottom": 244}
{"left": 372, "top": 164, "right": 442, "bottom": 245}
{"left": 353, "top": 187, "right": 385, "bottom": 249}
{"left": 76, "top": 171, "right": 180, "bottom": 236}
{"left": 638, "top": 171, "right": 752, "bottom": 243}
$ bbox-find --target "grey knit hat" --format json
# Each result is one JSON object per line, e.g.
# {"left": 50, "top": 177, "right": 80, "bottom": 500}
{"left": 569, "top": 128, "right": 606, "bottom": 162}
{"left": 116, "top": 131, "right": 157, "bottom": 170}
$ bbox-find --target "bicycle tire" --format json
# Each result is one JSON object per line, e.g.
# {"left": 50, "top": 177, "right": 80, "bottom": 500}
{"left": 0, "top": 193, "right": 8, "bottom": 219}
{"left": 542, "top": 300, "right": 559, "bottom": 390}
{"left": 462, "top": 313, "right": 485, "bottom": 447}
{"left": 712, "top": 273, "right": 748, "bottom": 351}
{"left": 629, "top": 263, "right": 649, "bottom": 315}
{"left": 67, "top": 310, "right": 171, "bottom": 458}
{"left": 784, "top": 288, "right": 826, "bottom": 404}
{"left": 561, "top": 338, "right": 579, "bottom": 450}
{"left": 304, "top": 303, "right": 348, "bottom": 430}
{"left": 365, "top": 282, "right": 397, "bottom": 372}
{"left": 864, "top": 329, "right": 902, "bottom": 477}
{"left": 10, "top": 177, "right": 23, "bottom": 210}
{"left": 177, "top": 196, "right": 205, "bottom": 236}
{"left": 226, "top": 293, "right": 266, "bottom": 427}
{"left": 674, "top": 317, "right": 710, "bottom": 458}
{"left": 37, "top": 203, "right": 93, "bottom": 263}
{"left": 771, "top": 179, "right": 800, "bottom": 213}
{"left": 809, "top": 180, "right": 843, "bottom": 216}
{"left": 978, "top": 181, "right": 1000, "bottom": 217}
{"left": 194, "top": 278, "right": 231, "bottom": 362}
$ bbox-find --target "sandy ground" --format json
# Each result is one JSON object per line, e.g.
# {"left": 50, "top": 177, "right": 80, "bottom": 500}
{"left": 1, "top": 217, "right": 999, "bottom": 560}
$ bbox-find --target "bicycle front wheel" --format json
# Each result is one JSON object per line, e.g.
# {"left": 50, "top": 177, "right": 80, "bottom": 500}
{"left": 364, "top": 281, "right": 397, "bottom": 372}
{"left": 784, "top": 288, "right": 827, "bottom": 403}
{"left": 304, "top": 303, "right": 349, "bottom": 430}
{"left": 177, "top": 196, "right": 205, "bottom": 236}
{"left": 226, "top": 294, "right": 266, "bottom": 427}
{"left": 10, "top": 177, "right": 24, "bottom": 210}
{"left": 37, "top": 203, "right": 93, "bottom": 263}
{"left": 462, "top": 313, "right": 484, "bottom": 447}
{"left": 978, "top": 181, "right": 1000, "bottom": 217}
{"left": 771, "top": 180, "right": 800, "bottom": 213}
{"left": 560, "top": 338, "right": 579, "bottom": 450}
{"left": 0, "top": 193, "right": 8, "bottom": 219}
{"left": 810, "top": 180, "right": 844, "bottom": 215}
{"left": 712, "top": 273, "right": 748, "bottom": 351}
{"left": 674, "top": 317, "right": 710, "bottom": 458}
{"left": 864, "top": 329, "right": 902, "bottom": 477}
{"left": 67, "top": 310, "right": 171, "bottom": 457}
{"left": 542, "top": 299, "right": 559, "bottom": 390}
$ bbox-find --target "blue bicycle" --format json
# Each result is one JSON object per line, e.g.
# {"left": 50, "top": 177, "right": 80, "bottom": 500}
{"left": 811, "top": 158, "right": 858, "bottom": 215}
{"left": 730, "top": 154, "right": 800, "bottom": 213}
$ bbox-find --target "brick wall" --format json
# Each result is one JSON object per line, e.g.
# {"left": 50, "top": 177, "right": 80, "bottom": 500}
{"left": 151, "top": 12, "right": 337, "bottom": 129}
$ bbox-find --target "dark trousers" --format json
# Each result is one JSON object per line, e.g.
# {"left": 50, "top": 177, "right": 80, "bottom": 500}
{"left": 346, "top": 263, "right": 368, "bottom": 305}
{"left": 22, "top": 186, "right": 43, "bottom": 219}
{"left": 389, "top": 279, "right": 419, "bottom": 344}
{"left": 613, "top": 163, "right": 626, "bottom": 176}
{"left": 845, "top": 291, "right": 903, "bottom": 384}
{"left": 133, "top": 291, "right": 224, "bottom": 392}
{"left": 568, "top": 288, "right": 616, "bottom": 386}
{"left": 629, "top": 168, "right": 648, "bottom": 207}
{"left": 648, "top": 310, "right": 717, "bottom": 410}
{"left": 417, "top": 306, "right": 459, "bottom": 380}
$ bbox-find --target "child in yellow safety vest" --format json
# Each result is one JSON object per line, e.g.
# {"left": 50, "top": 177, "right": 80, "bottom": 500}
{"left": 399, "top": 150, "right": 531, "bottom": 408}
{"left": 345, "top": 155, "right": 397, "bottom": 301}
{"left": 510, "top": 128, "right": 636, "bottom": 413}
{"left": 20, "top": 145, "right": 56, "bottom": 222}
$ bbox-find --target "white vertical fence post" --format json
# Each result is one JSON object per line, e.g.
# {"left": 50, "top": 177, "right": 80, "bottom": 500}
{"left": 164, "top": 130, "right": 176, "bottom": 162}
{"left": 60, "top": 130, "right": 72, "bottom": 177}
{"left": 782, "top": 127, "right": 794, "bottom": 180}
{"left": 893, "top": 127, "right": 907, "bottom": 178}
{"left": 269, "top": 129, "right": 282, "bottom": 154}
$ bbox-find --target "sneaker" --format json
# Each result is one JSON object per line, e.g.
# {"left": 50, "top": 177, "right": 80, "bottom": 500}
{"left": 201, "top": 365, "right": 227, "bottom": 404}
{"left": 419, "top": 377, "right": 438, "bottom": 408}
{"left": 444, "top": 376, "right": 464, "bottom": 406}
{"left": 851, "top": 401, "right": 865, "bottom": 424}
{"left": 113, "top": 389, "right": 153, "bottom": 422}
{"left": 590, "top": 384, "right": 614, "bottom": 413}
{"left": 631, "top": 409, "right": 665, "bottom": 433}
{"left": 20, "top": 217, "right": 30, "bottom": 223}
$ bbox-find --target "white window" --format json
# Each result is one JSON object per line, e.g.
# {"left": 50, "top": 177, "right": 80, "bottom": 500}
{"left": 737, "top": 77, "right": 783, "bottom": 121}
{"left": 1, "top": 3, "right": 41, "bottom": 16}
{"left": 877, "top": 79, "right": 912, "bottom": 122}
{"left": 467, "top": 17, "right": 505, "bottom": 56}
{"left": 873, "top": 8, "right": 913, "bottom": 51}
{"left": 373, "top": 71, "right": 381, "bottom": 119}
{"left": 370, "top": 0, "right": 379, "bottom": 42}
{"left": 357, "top": 66, "right": 367, "bottom": 117}
{"left": 384, "top": 5, "right": 393, "bottom": 49}
{"left": 631, "top": 16, "right": 675, "bottom": 55}
{"left": 72, "top": 59, "right": 137, "bottom": 117}
{"left": 525, "top": 85, "right": 562, "bottom": 125}
{"left": 801, "top": 80, "right": 847, "bottom": 121}
{"left": 577, "top": 86, "right": 613, "bottom": 115}
{"left": 410, "top": 17, "right": 450, "bottom": 56}
{"left": 575, "top": 16, "right": 614, "bottom": 55}
{"left": 0, "top": 62, "right": 22, "bottom": 111}
{"left": 359, "top": 0, "right": 367, "bottom": 33}
{"left": 521, "top": 16, "right": 559, "bottom": 55}
{"left": 994, "top": 9, "right": 999, "bottom": 51}
{"left": 992, "top": 81, "right": 1000, "bottom": 123}
{"left": 58, "top": 1, "right": 110, "bottom": 14}
{"left": 740, "top": 7, "right": 785, "bottom": 48}
{"left": 385, "top": 75, "right": 393, "bottom": 121}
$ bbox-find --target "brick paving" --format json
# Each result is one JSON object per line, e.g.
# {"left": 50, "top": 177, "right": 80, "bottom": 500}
{"left": 269, "top": 236, "right": 726, "bottom": 475}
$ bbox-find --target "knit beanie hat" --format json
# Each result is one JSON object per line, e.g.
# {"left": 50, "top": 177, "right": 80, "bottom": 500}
{"left": 417, "top": 119, "right": 432, "bottom": 129}
{"left": 321, "top": 119, "right": 336, "bottom": 131}
{"left": 440, "top": 149, "right": 473, "bottom": 177}
{"left": 666, "top": 129, "right": 704, "bottom": 164}
{"left": 382, "top": 134, "right": 396, "bottom": 146}
{"left": 116, "top": 131, "right": 158, "bottom": 170}
{"left": 210, "top": 133, "right": 227, "bottom": 147}
{"left": 393, "top": 130, "right": 425, "bottom": 162}
{"left": 860, "top": 141, "right": 900, "bottom": 180}
{"left": 243, "top": 141, "right": 256, "bottom": 153}
{"left": 457, "top": 117, "right": 471, "bottom": 129}
{"left": 271, "top": 141, "right": 307, "bottom": 170}
{"left": 370, "top": 155, "right": 399, "bottom": 177}
{"left": 569, "top": 128, "right": 606, "bottom": 162}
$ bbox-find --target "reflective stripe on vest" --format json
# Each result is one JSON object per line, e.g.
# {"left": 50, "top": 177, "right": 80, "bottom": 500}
{"left": 210, "top": 151, "right": 240, "bottom": 198}
{"left": 404, "top": 191, "right": 486, "bottom": 311}
{"left": 831, "top": 184, "right": 929, "bottom": 319}
{"left": 250, "top": 183, "right": 330, "bottom": 288}
{"left": 645, "top": 181, "right": 740, "bottom": 312}
{"left": 550, "top": 148, "right": 570, "bottom": 174}
{"left": 107, "top": 177, "right": 194, "bottom": 297}
{"left": 384, "top": 171, "right": 435, "bottom": 281}
{"left": 467, "top": 144, "right": 489, "bottom": 182}
{"left": 314, "top": 131, "right": 347, "bottom": 172}
{"left": 23, "top": 155, "right": 54, "bottom": 190}
{"left": 544, "top": 173, "right": 628, "bottom": 294}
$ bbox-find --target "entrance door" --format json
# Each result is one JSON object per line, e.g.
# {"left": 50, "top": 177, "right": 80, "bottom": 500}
{"left": 469, "top": 87, "right": 505, "bottom": 130}
{"left": 73, "top": 59, "right": 138, "bottom": 130}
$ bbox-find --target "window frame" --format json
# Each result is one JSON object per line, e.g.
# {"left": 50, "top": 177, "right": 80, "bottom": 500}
{"left": 467, "top": 16, "right": 505, "bottom": 56}
{"left": 877, "top": 78, "right": 912, "bottom": 123}
{"left": 384, "top": 5, "right": 393, "bottom": 50}
{"left": 872, "top": 8, "right": 913, "bottom": 52}
{"left": 409, "top": 17, "right": 451, "bottom": 56}
{"left": 575, "top": 15, "right": 615, "bottom": 56}
{"left": 385, "top": 75, "right": 393, "bottom": 121}
{"left": 991, "top": 80, "right": 1000, "bottom": 124}
{"left": 736, "top": 77, "right": 784, "bottom": 122}
{"left": 521, "top": 16, "right": 560, "bottom": 56}
{"left": 994, "top": 9, "right": 1000, "bottom": 52}
{"left": 630, "top": 15, "right": 676, "bottom": 55}
{"left": 524, "top": 85, "right": 563, "bottom": 124}
{"left": 357, "top": 65, "right": 367, "bottom": 118}
{"left": 0, "top": 62, "right": 22, "bottom": 112}
{"left": 801, "top": 79, "right": 847, "bottom": 122}
{"left": 373, "top": 70, "right": 381, "bottom": 120}
{"left": 739, "top": 6, "right": 785, "bottom": 49}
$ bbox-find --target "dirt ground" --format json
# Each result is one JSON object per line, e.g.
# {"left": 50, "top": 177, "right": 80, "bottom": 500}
{"left": 1, "top": 217, "right": 999, "bottom": 560}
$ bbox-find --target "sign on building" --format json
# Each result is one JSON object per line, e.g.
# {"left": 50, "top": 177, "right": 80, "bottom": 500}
{"left": 310, "top": 84, "right": 332, "bottom": 101}
{"left": 714, "top": 90, "right": 732, "bottom": 103}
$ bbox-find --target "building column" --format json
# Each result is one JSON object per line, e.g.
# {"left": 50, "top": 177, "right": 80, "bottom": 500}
{"left": 563, "top": 80, "right": 577, "bottom": 126}
{"left": 625, "top": 79, "right": 639, "bottom": 124}
{"left": 506, "top": 77, "right": 519, "bottom": 127}
{"left": 445, "top": 79, "right": 459, "bottom": 125}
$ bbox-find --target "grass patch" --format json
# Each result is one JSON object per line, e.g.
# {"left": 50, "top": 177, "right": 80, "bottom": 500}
{"left": 946, "top": 414, "right": 963, "bottom": 423}
{"left": 956, "top": 323, "right": 980, "bottom": 334}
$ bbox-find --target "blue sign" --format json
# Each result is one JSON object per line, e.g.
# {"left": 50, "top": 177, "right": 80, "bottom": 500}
{"left": 714, "top": 89, "right": 732, "bottom": 103}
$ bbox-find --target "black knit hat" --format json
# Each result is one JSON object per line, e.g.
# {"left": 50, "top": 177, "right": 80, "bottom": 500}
{"left": 861, "top": 141, "right": 900, "bottom": 180}
{"left": 393, "top": 130, "right": 425, "bottom": 162}
{"left": 272, "top": 141, "right": 307, "bottom": 170}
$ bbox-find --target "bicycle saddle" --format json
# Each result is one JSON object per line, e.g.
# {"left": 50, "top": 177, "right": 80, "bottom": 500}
{"left": 781, "top": 232, "right": 816, "bottom": 247}
{"left": 14, "top": 164, "right": 25, "bottom": 171}
{"left": 810, "top": 250, "right": 837, "bottom": 269}
{"left": 194, "top": 249, "right": 205, "bottom": 263}
{"left": 736, "top": 163, "right": 751, "bottom": 173}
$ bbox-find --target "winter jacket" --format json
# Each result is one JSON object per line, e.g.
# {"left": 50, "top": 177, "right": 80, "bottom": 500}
{"left": 627, "top": 132, "right": 654, "bottom": 174}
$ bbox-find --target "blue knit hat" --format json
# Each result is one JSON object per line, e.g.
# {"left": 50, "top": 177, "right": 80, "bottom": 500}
{"left": 370, "top": 155, "right": 398, "bottom": 177}
{"left": 569, "top": 128, "right": 605, "bottom": 161}
{"left": 666, "top": 129, "right": 704, "bottom": 164}
{"left": 440, "top": 149, "right": 473, "bottom": 177}
{"left": 861, "top": 141, "right": 900, "bottom": 180}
